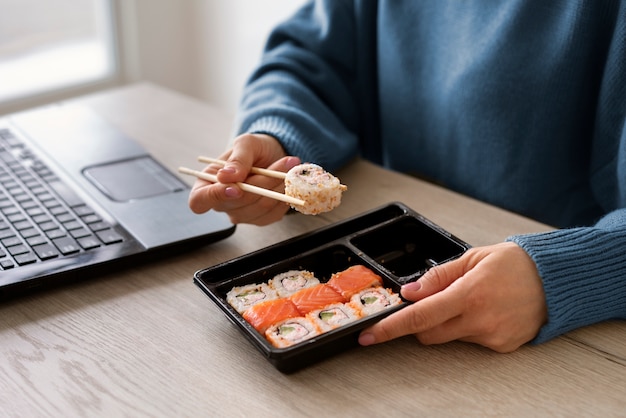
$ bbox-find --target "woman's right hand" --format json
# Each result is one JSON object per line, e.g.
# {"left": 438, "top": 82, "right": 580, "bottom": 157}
{"left": 188, "top": 133, "right": 301, "bottom": 225}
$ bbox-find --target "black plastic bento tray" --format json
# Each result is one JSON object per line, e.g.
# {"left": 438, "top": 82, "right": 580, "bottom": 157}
{"left": 194, "top": 202, "right": 470, "bottom": 373}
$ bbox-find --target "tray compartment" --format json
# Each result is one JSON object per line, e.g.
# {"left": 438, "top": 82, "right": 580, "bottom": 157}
{"left": 350, "top": 216, "right": 468, "bottom": 282}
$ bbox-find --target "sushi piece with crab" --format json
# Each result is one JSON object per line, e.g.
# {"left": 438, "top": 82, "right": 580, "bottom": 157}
{"left": 265, "top": 317, "right": 321, "bottom": 348}
{"left": 350, "top": 287, "right": 402, "bottom": 316}
{"left": 307, "top": 302, "right": 362, "bottom": 332}
{"left": 284, "top": 163, "right": 347, "bottom": 215}
{"left": 268, "top": 270, "right": 320, "bottom": 298}
{"left": 226, "top": 283, "right": 278, "bottom": 314}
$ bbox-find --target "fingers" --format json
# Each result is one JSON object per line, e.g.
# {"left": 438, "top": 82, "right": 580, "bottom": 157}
{"left": 358, "top": 277, "right": 466, "bottom": 346}
{"left": 359, "top": 244, "right": 547, "bottom": 353}
{"left": 400, "top": 255, "right": 474, "bottom": 302}
{"left": 358, "top": 256, "right": 473, "bottom": 346}
{"left": 188, "top": 133, "right": 302, "bottom": 225}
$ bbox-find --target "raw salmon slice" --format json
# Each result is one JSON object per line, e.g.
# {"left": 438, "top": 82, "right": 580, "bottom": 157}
{"left": 243, "top": 298, "right": 302, "bottom": 334}
{"left": 289, "top": 284, "right": 345, "bottom": 314}
{"left": 327, "top": 265, "right": 384, "bottom": 299}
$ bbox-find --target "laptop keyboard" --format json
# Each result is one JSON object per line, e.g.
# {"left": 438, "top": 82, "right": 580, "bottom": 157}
{"left": 0, "top": 127, "right": 124, "bottom": 270}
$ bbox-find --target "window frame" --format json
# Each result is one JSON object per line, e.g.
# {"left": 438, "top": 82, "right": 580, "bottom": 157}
{"left": 0, "top": 0, "right": 123, "bottom": 116}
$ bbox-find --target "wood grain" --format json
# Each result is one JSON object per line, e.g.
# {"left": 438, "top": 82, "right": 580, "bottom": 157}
{"left": 1, "top": 83, "right": 624, "bottom": 417}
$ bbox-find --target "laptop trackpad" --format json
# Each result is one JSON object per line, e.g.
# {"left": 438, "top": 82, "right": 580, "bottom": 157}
{"left": 83, "top": 157, "right": 186, "bottom": 202}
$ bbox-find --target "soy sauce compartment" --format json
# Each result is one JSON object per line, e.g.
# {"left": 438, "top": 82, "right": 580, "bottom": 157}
{"left": 351, "top": 216, "right": 467, "bottom": 281}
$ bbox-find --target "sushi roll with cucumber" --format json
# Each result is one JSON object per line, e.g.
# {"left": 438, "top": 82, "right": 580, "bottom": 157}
{"left": 268, "top": 270, "right": 320, "bottom": 297}
{"left": 350, "top": 287, "right": 402, "bottom": 316}
{"left": 226, "top": 283, "right": 277, "bottom": 314}
{"left": 265, "top": 317, "right": 321, "bottom": 348}
{"left": 308, "top": 303, "right": 362, "bottom": 332}
{"left": 284, "top": 163, "right": 347, "bottom": 215}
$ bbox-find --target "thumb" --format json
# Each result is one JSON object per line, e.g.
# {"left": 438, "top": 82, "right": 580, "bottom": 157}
{"left": 400, "top": 256, "right": 468, "bottom": 301}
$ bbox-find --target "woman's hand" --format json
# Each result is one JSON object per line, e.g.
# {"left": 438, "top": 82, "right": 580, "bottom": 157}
{"left": 188, "top": 133, "right": 301, "bottom": 225}
{"left": 358, "top": 242, "right": 548, "bottom": 352}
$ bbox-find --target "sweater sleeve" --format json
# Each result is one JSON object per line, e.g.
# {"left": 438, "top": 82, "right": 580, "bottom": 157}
{"left": 235, "top": 0, "right": 364, "bottom": 172}
{"left": 507, "top": 208, "right": 626, "bottom": 343}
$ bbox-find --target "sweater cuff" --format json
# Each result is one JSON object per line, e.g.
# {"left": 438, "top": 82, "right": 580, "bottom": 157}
{"left": 507, "top": 227, "right": 626, "bottom": 344}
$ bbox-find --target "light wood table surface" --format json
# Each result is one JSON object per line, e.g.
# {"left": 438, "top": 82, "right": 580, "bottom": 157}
{"left": 1, "top": 83, "right": 624, "bottom": 417}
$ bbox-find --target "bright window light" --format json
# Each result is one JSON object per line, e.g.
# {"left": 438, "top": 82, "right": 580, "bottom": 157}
{"left": 0, "top": 0, "right": 116, "bottom": 103}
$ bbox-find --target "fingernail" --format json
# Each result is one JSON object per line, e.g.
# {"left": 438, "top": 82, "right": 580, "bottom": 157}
{"left": 219, "top": 166, "right": 236, "bottom": 174}
{"left": 402, "top": 281, "right": 422, "bottom": 292}
{"left": 284, "top": 157, "right": 300, "bottom": 170}
{"left": 358, "top": 333, "right": 376, "bottom": 346}
{"left": 224, "top": 186, "right": 240, "bottom": 198}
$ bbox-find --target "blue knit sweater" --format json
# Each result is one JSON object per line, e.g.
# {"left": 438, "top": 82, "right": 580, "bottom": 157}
{"left": 235, "top": 0, "right": 626, "bottom": 343}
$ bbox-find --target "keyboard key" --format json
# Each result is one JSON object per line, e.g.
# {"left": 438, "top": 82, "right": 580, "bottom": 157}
{"left": 77, "top": 236, "right": 101, "bottom": 250}
{"left": 96, "top": 229, "right": 124, "bottom": 245}
{"left": 13, "top": 219, "right": 34, "bottom": 230}
{"left": 19, "top": 227, "right": 40, "bottom": 239}
{"left": 33, "top": 243, "right": 59, "bottom": 260}
{"left": 56, "top": 213, "right": 75, "bottom": 223}
{"left": 14, "top": 252, "right": 38, "bottom": 265}
{"left": 0, "top": 229, "right": 15, "bottom": 240}
{"left": 8, "top": 244, "right": 30, "bottom": 256}
{"left": 46, "top": 229, "right": 66, "bottom": 240}
{"left": 88, "top": 221, "right": 111, "bottom": 232}
{"left": 39, "top": 220, "right": 59, "bottom": 231}
{"left": 1, "top": 259, "right": 14, "bottom": 269}
{"left": 52, "top": 236, "right": 80, "bottom": 255}
{"left": 2, "top": 236, "right": 22, "bottom": 247}
{"left": 26, "top": 235, "right": 47, "bottom": 247}
{"left": 63, "top": 220, "right": 82, "bottom": 231}
{"left": 69, "top": 227, "right": 91, "bottom": 239}
{"left": 32, "top": 213, "right": 51, "bottom": 224}
{"left": 48, "top": 180, "right": 85, "bottom": 207}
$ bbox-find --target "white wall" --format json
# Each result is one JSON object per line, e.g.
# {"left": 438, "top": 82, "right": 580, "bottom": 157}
{"left": 123, "top": 0, "right": 306, "bottom": 115}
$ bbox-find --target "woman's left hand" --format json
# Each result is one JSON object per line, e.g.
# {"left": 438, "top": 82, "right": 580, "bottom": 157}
{"left": 358, "top": 242, "right": 548, "bottom": 353}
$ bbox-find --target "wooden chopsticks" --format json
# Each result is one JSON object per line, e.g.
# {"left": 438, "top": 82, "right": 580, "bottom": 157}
{"left": 177, "top": 160, "right": 305, "bottom": 206}
{"left": 197, "top": 156, "right": 287, "bottom": 179}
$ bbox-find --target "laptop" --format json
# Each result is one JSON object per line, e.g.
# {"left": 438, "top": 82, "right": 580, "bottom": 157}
{"left": 0, "top": 102, "right": 236, "bottom": 298}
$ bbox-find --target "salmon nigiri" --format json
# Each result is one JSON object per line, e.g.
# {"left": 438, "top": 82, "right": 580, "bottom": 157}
{"left": 243, "top": 298, "right": 302, "bottom": 334}
{"left": 326, "top": 265, "right": 384, "bottom": 299}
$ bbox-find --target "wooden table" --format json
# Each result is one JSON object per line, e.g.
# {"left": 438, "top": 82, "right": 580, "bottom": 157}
{"left": 1, "top": 83, "right": 624, "bottom": 417}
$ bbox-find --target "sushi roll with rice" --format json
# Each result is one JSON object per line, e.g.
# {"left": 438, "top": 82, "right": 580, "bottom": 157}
{"left": 265, "top": 317, "right": 321, "bottom": 348}
{"left": 285, "top": 163, "right": 347, "bottom": 215}
{"left": 269, "top": 270, "right": 320, "bottom": 297}
{"left": 243, "top": 298, "right": 302, "bottom": 334}
{"left": 350, "top": 287, "right": 402, "bottom": 316}
{"left": 308, "top": 303, "right": 362, "bottom": 332}
{"left": 226, "top": 283, "right": 277, "bottom": 314}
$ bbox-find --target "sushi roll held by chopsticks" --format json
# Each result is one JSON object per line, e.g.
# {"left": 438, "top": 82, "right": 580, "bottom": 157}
{"left": 284, "top": 163, "right": 347, "bottom": 215}
{"left": 179, "top": 157, "right": 347, "bottom": 215}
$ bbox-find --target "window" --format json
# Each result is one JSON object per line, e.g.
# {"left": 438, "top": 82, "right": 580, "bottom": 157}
{"left": 0, "top": 0, "right": 117, "bottom": 105}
